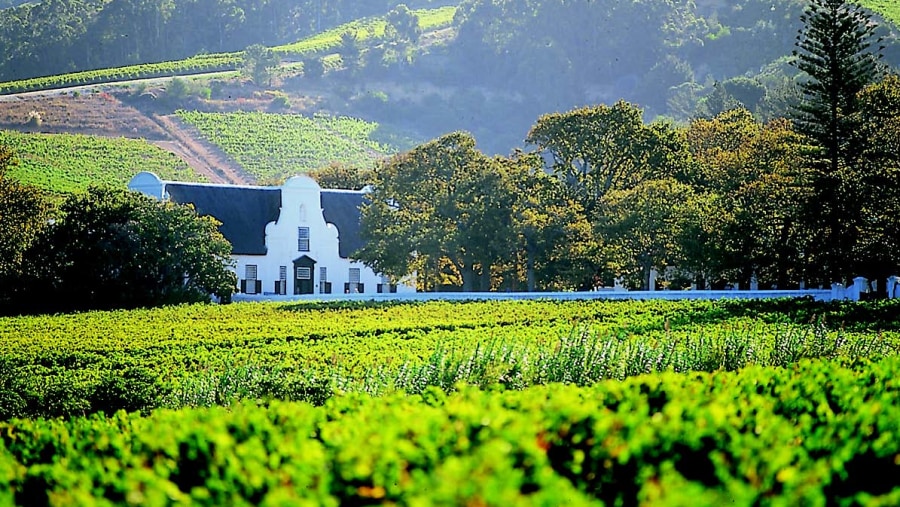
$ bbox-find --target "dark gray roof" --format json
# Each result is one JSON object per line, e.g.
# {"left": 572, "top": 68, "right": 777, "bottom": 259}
{"left": 321, "top": 190, "right": 365, "bottom": 259}
{"left": 162, "top": 183, "right": 366, "bottom": 259}
{"left": 165, "top": 183, "right": 281, "bottom": 255}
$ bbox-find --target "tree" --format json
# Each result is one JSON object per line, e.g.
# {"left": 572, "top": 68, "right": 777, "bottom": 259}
{"left": 357, "top": 132, "right": 517, "bottom": 292}
{"left": 600, "top": 178, "right": 701, "bottom": 290}
{"left": 302, "top": 56, "right": 325, "bottom": 79}
{"left": 386, "top": 4, "right": 421, "bottom": 44}
{"left": 845, "top": 74, "right": 900, "bottom": 285}
{"left": 506, "top": 152, "right": 595, "bottom": 291}
{"left": 526, "top": 101, "right": 687, "bottom": 218}
{"left": 19, "top": 187, "right": 235, "bottom": 313}
{"left": 791, "top": 0, "right": 884, "bottom": 281}
{"left": 683, "top": 109, "right": 808, "bottom": 288}
{"left": 0, "top": 144, "right": 50, "bottom": 304}
{"left": 242, "top": 44, "right": 280, "bottom": 86}
{"left": 307, "top": 162, "right": 372, "bottom": 190}
{"left": 339, "top": 30, "right": 362, "bottom": 75}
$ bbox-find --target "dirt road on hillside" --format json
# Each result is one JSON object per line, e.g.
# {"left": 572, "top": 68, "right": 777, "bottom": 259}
{"left": 0, "top": 90, "right": 255, "bottom": 185}
{"left": 149, "top": 114, "right": 253, "bottom": 185}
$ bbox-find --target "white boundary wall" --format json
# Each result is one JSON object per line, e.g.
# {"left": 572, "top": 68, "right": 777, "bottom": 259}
{"left": 234, "top": 288, "right": 833, "bottom": 303}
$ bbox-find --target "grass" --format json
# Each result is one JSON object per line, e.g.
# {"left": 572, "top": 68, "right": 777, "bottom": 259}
{"left": 0, "top": 130, "right": 206, "bottom": 194}
{"left": 859, "top": 0, "right": 900, "bottom": 27}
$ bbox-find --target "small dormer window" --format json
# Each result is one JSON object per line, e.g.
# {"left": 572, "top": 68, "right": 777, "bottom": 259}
{"left": 298, "top": 227, "right": 310, "bottom": 252}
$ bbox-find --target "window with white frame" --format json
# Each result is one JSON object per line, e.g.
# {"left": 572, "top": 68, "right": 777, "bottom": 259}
{"left": 297, "top": 267, "right": 311, "bottom": 279}
{"left": 245, "top": 265, "right": 258, "bottom": 294}
{"left": 298, "top": 227, "right": 310, "bottom": 251}
{"left": 319, "top": 267, "right": 328, "bottom": 293}
{"left": 349, "top": 268, "right": 360, "bottom": 283}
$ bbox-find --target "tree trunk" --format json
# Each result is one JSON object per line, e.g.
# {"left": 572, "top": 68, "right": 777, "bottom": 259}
{"left": 479, "top": 262, "right": 492, "bottom": 292}
{"left": 461, "top": 264, "right": 475, "bottom": 292}
{"left": 526, "top": 252, "right": 536, "bottom": 292}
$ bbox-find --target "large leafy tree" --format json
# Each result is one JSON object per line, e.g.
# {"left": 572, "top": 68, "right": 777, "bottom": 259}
{"left": 0, "top": 144, "right": 50, "bottom": 301}
{"left": 683, "top": 109, "right": 807, "bottom": 288}
{"left": 845, "top": 75, "right": 900, "bottom": 284}
{"left": 600, "top": 178, "right": 702, "bottom": 290}
{"left": 358, "top": 132, "right": 518, "bottom": 292}
{"left": 526, "top": 101, "right": 687, "bottom": 218}
{"left": 791, "top": 0, "right": 884, "bottom": 282}
{"left": 18, "top": 187, "right": 235, "bottom": 313}
{"left": 502, "top": 151, "right": 594, "bottom": 291}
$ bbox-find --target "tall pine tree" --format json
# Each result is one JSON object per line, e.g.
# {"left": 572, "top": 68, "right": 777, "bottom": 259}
{"left": 790, "top": 0, "right": 883, "bottom": 283}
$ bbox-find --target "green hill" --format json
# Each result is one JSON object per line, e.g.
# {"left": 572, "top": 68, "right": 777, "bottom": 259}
{"left": 176, "top": 111, "right": 406, "bottom": 183}
{"left": 0, "top": 131, "right": 205, "bottom": 194}
{"left": 861, "top": 0, "right": 900, "bottom": 26}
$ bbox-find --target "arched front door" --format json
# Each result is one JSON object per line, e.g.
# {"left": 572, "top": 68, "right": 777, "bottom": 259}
{"left": 293, "top": 255, "right": 316, "bottom": 295}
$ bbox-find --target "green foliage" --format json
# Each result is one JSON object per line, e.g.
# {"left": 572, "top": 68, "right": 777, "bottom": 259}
{"left": 791, "top": 0, "right": 885, "bottom": 282}
{"left": 0, "top": 298, "right": 898, "bottom": 419}
{"left": 682, "top": 109, "right": 808, "bottom": 288}
{"left": 4, "top": 355, "right": 900, "bottom": 503}
{"left": 859, "top": 0, "right": 900, "bottom": 26}
{"left": 176, "top": 111, "right": 402, "bottom": 182}
{"left": 11, "top": 187, "right": 235, "bottom": 314}
{"left": 526, "top": 101, "right": 687, "bottom": 218}
{"left": 0, "top": 145, "right": 50, "bottom": 282}
{"left": 242, "top": 44, "right": 280, "bottom": 86}
{"left": 0, "top": 131, "right": 205, "bottom": 194}
{"left": 306, "top": 161, "right": 373, "bottom": 190}
{"left": 359, "top": 132, "right": 521, "bottom": 291}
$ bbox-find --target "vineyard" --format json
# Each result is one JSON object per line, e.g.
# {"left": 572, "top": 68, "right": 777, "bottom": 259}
{"left": 860, "top": 0, "right": 900, "bottom": 25}
{"left": 0, "top": 130, "right": 206, "bottom": 194}
{"left": 1, "top": 298, "right": 900, "bottom": 503}
{"left": 0, "top": 54, "right": 240, "bottom": 96}
{"left": 274, "top": 5, "right": 456, "bottom": 58}
{"left": 0, "top": 6, "right": 457, "bottom": 97}
{"left": 176, "top": 111, "right": 401, "bottom": 181}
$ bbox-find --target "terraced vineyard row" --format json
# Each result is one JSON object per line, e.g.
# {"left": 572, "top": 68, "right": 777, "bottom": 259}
{"left": 176, "top": 111, "right": 400, "bottom": 181}
{"left": 274, "top": 5, "right": 457, "bottom": 57}
{"left": 0, "top": 6, "right": 457, "bottom": 97}
{"left": 3, "top": 350, "right": 900, "bottom": 504}
{"left": 860, "top": 0, "right": 900, "bottom": 26}
{"left": 1, "top": 298, "right": 899, "bottom": 502}
{"left": 0, "top": 130, "right": 206, "bottom": 194}
{"left": 0, "top": 54, "right": 240, "bottom": 96}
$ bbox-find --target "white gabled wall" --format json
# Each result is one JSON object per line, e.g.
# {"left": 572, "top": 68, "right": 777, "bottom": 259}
{"left": 129, "top": 172, "right": 415, "bottom": 296}
{"left": 237, "top": 176, "right": 414, "bottom": 295}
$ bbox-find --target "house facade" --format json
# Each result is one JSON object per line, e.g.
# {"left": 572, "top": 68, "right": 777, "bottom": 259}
{"left": 128, "top": 172, "right": 415, "bottom": 296}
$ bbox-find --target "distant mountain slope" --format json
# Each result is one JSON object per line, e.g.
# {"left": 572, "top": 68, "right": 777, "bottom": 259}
{"left": 0, "top": 0, "right": 452, "bottom": 82}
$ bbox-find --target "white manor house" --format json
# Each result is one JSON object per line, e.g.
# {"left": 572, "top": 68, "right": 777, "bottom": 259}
{"left": 128, "top": 172, "right": 415, "bottom": 297}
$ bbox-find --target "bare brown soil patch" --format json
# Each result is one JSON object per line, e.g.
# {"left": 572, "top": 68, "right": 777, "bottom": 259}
{"left": 0, "top": 79, "right": 330, "bottom": 185}
{"left": 0, "top": 91, "right": 168, "bottom": 139}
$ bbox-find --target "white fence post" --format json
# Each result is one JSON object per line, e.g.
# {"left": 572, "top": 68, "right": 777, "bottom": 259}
{"left": 849, "top": 277, "right": 867, "bottom": 301}
{"left": 888, "top": 276, "right": 900, "bottom": 299}
{"left": 831, "top": 282, "right": 845, "bottom": 301}
{"left": 649, "top": 268, "right": 658, "bottom": 292}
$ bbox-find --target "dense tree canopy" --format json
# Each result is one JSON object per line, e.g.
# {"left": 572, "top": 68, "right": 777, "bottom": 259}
{"left": 358, "top": 132, "right": 518, "bottom": 291}
{"left": 0, "top": 145, "right": 50, "bottom": 289}
{"left": 10, "top": 187, "right": 236, "bottom": 314}
{"left": 791, "top": 0, "right": 887, "bottom": 283}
